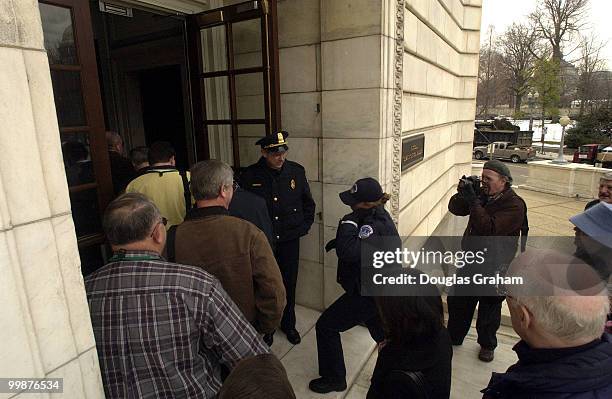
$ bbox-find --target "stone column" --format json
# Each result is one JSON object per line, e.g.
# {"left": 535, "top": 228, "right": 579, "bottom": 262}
{"left": 320, "top": 0, "right": 398, "bottom": 306}
{"left": 0, "top": 1, "right": 104, "bottom": 396}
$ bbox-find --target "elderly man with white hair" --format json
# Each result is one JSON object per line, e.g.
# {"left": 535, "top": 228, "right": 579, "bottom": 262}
{"left": 482, "top": 250, "right": 612, "bottom": 399}
{"left": 585, "top": 171, "right": 612, "bottom": 209}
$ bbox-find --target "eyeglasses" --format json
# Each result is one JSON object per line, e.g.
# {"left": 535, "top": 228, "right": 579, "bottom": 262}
{"left": 150, "top": 217, "right": 168, "bottom": 237}
{"left": 232, "top": 181, "right": 239, "bottom": 190}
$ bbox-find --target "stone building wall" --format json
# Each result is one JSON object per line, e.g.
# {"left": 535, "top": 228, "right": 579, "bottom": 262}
{"left": 398, "top": 0, "right": 481, "bottom": 237}
{"left": 0, "top": 0, "right": 104, "bottom": 397}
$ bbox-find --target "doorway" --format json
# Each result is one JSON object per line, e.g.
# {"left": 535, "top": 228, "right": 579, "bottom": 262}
{"left": 92, "top": 4, "right": 195, "bottom": 167}
{"left": 139, "top": 65, "right": 189, "bottom": 170}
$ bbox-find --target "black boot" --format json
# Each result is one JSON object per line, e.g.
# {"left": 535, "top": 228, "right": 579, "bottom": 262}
{"left": 308, "top": 377, "right": 347, "bottom": 394}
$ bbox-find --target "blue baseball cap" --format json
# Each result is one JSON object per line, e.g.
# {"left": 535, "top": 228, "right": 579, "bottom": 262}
{"left": 569, "top": 202, "right": 612, "bottom": 248}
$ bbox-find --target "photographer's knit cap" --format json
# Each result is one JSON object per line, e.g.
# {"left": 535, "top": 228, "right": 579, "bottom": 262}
{"left": 483, "top": 160, "right": 513, "bottom": 183}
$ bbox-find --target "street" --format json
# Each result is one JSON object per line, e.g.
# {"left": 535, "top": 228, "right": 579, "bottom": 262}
{"left": 471, "top": 161, "right": 531, "bottom": 186}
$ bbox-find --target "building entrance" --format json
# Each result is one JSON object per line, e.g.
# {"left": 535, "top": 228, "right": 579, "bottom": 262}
{"left": 39, "top": 0, "right": 280, "bottom": 274}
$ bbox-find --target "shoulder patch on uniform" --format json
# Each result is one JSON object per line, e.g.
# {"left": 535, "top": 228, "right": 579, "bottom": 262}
{"left": 359, "top": 225, "right": 374, "bottom": 239}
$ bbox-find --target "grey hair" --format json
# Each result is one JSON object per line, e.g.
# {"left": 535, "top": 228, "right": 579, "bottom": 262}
{"left": 600, "top": 171, "right": 612, "bottom": 182}
{"left": 514, "top": 295, "right": 609, "bottom": 343}
{"left": 190, "top": 160, "right": 233, "bottom": 200}
{"left": 103, "top": 193, "right": 161, "bottom": 245}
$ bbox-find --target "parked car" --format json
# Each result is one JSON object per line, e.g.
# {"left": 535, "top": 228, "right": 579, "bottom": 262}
{"left": 572, "top": 144, "right": 607, "bottom": 165}
{"left": 596, "top": 146, "right": 612, "bottom": 168}
{"left": 473, "top": 141, "right": 536, "bottom": 163}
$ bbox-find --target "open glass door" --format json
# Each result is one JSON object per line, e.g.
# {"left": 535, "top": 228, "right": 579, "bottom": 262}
{"left": 39, "top": 0, "right": 113, "bottom": 274}
{"left": 187, "top": 0, "right": 280, "bottom": 167}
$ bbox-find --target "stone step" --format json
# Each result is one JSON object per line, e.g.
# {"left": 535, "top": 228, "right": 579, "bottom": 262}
{"left": 273, "top": 305, "right": 377, "bottom": 399}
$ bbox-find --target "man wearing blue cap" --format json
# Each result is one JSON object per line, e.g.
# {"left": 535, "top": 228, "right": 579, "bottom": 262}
{"left": 240, "top": 131, "right": 316, "bottom": 345}
{"left": 570, "top": 202, "right": 612, "bottom": 334}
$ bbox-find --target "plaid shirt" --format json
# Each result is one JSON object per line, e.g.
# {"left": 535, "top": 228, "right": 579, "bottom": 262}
{"left": 85, "top": 251, "right": 269, "bottom": 398}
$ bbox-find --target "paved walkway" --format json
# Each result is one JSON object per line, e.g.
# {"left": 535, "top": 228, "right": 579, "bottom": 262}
{"left": 280, "top": 188, "right": 593, "bottom": 398}
{"left": 276, "top": 306, "right": 521, "bottom": 399}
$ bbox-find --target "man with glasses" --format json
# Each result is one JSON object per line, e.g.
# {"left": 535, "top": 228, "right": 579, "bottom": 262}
{"left": 240, "top": 131, "right": 316, "bottom": 345}
{"left": 85, "top": 193, "right": 268, "bottom": 398}
{"left": 167, "top": 160, "right": 286, "bottom": 342}
{"left": 482, "top": 249, "right": 612, "bottom": 399}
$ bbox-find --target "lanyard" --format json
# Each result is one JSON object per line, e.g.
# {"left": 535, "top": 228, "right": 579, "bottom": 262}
{"left": 108, "top": 253, "right": 161, "bottom": 263}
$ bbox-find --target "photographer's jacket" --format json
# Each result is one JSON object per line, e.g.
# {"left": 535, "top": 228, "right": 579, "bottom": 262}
{"left": 241, "top": 157, "right": 315, "bottom": 243}
{"left": 335, "top": 206, "right": 400, "bottom": 295}
{"left": 448, "top": 187, "right": 526, "bottom": 267}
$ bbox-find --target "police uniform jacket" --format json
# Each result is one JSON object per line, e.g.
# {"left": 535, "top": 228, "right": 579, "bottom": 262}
{"left": 335, "top": 205, "right": 400, "bottom": 296}
{"left": 241, "top": 157, "right": 315, "bottom": 243}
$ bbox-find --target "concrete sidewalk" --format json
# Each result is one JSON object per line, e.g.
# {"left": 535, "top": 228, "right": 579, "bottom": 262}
{"left": 281, "top": 187, "right": 593, "bottom": 399}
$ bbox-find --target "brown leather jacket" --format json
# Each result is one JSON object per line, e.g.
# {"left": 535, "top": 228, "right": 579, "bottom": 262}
{"left": 449, "top": 187, "right": 526, "bottom": 270}
{"left": 173, "top": 206, "right": 286, "bottom": 334}
{"left": 449, "top": 187, "right": 525, "bottom": 237}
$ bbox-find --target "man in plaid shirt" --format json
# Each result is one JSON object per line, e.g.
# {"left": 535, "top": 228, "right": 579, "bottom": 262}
{"left": 85, "top": 193, "right": 269, "bottom": 398}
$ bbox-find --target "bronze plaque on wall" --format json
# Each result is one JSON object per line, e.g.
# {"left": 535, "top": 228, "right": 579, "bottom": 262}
{"left": 401, "top": 134, "right": 425, "bottom": 172}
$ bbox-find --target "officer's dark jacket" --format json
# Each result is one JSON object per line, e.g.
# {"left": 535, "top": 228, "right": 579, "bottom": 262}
{"left": 482, "top": 334, "right": 612, "bottom": 399}
{"left": 241, "top": 157, "right": 315, "bottom": 243}
{"left": 335, "top": 205, "right": 400, "bottom": 295}
{"left": 229, "top": 187, "right": 275, "bottom": 248}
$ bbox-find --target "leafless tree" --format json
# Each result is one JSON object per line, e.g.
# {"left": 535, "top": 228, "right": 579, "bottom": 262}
{"left": 529, "top": 0, "right": 590, "bottom": 62}
{"left": 498, "top": 23, "right": 538, "bottom": 113}
{"left": 576, "top": 34, "right": 608, "bottom": 114}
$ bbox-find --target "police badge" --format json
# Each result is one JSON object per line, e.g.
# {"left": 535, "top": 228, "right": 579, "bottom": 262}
{"left": 290, "top": 179, "right": 296, "bottom": 189}
{"left": 359, "top": 224, "right": 374, "bottom": 239}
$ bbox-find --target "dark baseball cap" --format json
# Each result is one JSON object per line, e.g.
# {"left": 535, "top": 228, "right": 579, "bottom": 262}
{"left": 339, "top": 177, "right": 384, "bottom": 206}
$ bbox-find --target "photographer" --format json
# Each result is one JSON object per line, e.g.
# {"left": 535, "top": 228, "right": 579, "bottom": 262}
{"left": 309, "top": 178, "right": 401, "bottom": 394}
{"left": 447, "top": 160, "right": 526, "bottom": 362}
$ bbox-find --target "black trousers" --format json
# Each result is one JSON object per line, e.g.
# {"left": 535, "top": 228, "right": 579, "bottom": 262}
{"left": 275, "top": 238, "right": 300, "bottom": 331}
{"left": 315, "top": 293, "right": 384, "bottom": 381}
{"left": 447, "top": 295, "right": 505, "bottom": 350}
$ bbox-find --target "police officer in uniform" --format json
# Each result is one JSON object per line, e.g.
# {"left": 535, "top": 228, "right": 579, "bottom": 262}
{"left": 241, "top": 131, "right": 316, "bottom": 345}
{"left": 309, "top": 177, "right": 401, "bottom": 394}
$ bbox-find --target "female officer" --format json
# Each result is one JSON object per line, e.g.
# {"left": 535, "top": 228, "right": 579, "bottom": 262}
{"left": 309, "top": 177, "right": 401, "bottom": 394}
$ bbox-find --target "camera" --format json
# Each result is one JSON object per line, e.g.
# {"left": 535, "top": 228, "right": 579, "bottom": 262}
{"left": 459, "top": 175, "right": 482, "bottom": 196}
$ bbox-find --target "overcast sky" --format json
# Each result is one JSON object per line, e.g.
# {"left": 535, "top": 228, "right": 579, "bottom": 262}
{"left": 480, "top": 0, "right": 612, "bottom": 67}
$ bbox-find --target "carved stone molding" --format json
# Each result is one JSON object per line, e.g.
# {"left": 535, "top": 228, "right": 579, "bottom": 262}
{"left": 391, "top": 0, "right": 404, "bottom": 225}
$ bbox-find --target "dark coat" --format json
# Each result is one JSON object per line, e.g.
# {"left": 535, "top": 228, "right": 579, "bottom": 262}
{"left": 335, "top": 205, "right": 400, "bottom": 295}
{"left": 482, "top": 334, "right": 612, "bottom": 399}
{"left": 448, "top": 187, "right": 526, "bottom": 273}
{"left": 229, "top": 187, "right": 275, "bottom": 248}
{"left": 173, "top": 206, "right": 286, "bottom": 334}
{"left": 108, "top": 150, "right": 135, "bottom": 195}
{"left": 367, "top": 329, "right": 453, "bottom": 399}
{"left": 585, "top": 199, "right": 599, "bottom": 210}
{"left": 240, "top": 157, "right": 315, "bottom": 243}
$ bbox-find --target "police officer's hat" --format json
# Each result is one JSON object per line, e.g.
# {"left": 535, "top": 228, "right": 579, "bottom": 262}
{"left": 256, "top": 131, "right": 289, "bottom": 153}
{"left": 339, "top": 177, "right": 384, "bottom": 206}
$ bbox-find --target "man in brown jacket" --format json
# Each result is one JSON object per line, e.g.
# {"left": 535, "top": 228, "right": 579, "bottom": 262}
{"left": 169, "top": 160, "right": 286, "bottom": 342}
{"left": 447, "top": 160, "right": 527, "bottom": 362}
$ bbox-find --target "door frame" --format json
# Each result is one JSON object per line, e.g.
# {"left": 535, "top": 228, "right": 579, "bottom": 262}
{"left": 40, "top": 0, "right": 113, "bottom": 248}
{"left": 186, "top": 0, "right": 281, "bottom": 165}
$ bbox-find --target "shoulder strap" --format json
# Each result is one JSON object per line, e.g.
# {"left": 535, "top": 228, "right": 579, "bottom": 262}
{"left": 166, "top": 225, "right": 178, "bottom": 262}
{"left": 388, "top": 370, "right": 430, "bottom": 399}
{"left": 518, "top": 196, "right": 529, "bottom": 252}
{"left": 179, "top": 170, "right": 192, "bottom": 212}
